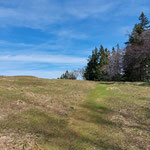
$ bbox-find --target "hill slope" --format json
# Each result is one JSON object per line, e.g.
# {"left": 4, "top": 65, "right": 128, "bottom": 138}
{"left": 0, "top": 76, "right": 149, "bottom": 150}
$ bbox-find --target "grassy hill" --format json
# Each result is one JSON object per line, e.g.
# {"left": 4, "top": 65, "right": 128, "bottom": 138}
{"left": 0, "top": 76, "right": 149, "bottom": 150}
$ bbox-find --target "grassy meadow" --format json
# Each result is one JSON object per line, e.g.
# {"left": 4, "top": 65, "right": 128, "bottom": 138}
{"left": 0, "top": 76, "right": 149, "bottom": 150}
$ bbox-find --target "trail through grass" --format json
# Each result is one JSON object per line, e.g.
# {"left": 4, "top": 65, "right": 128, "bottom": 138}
{"left": 0, "top": 76, "right": 150, "bottom": 150}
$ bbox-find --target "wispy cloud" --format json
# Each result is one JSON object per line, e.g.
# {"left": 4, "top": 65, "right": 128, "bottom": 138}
{"left": 0, "top": 0, "right": 64, "bottom": 29}
{"left": 0, "top": 40, "right": 34, "bottom": 48}
{"left": 65, "top": 0, "right": 114, "bottom": 19}
{"left": 0, "top": 54, "right": 87, "bottom": 65}
{"left": 0, "top": 0, "right": 149, "bottom": 29}
{"left": 114, "top": 0, "right": 150, "bottom": 17}
{"left": 56, "top": 30, "right": 88, "bottom": 40}
{"left": 0, "top": 0, "right": 150, "bottom": 79}
{"left": 0, "top": 0, "right": 115, "bottom": 29}
{"left": 1, "top": 70, "right": 64, "bottom": 79}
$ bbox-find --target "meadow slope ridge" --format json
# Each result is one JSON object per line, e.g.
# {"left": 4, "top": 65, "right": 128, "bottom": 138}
{"left": 0, "top": 76, "right": 150, "bottom": 150}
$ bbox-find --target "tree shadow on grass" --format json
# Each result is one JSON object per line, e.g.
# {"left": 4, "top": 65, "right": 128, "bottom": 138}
{"left": 79, "top": 100, "right": 115, "bottom": 126}
{"left": 99, "top": 82, "right": 116, "bottom": 85}
{"left": 0, "top": 108, "right": 121, "bottom": 150}
{"left": 145, "top": 107, "right": 150, "bottom": 119}
{"left": 137, "top": 82, "right": 150, "bottom": 87}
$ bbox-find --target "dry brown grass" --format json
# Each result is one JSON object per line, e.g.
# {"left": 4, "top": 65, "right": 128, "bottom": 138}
{"left": 0, "top": 77, "right": 150, "bottom": 150}
{"left": 0, "top": 76, "right": 96, "bottom": 149}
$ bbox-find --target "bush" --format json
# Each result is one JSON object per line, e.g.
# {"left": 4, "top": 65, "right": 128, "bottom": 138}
{"left": 59, "top": 71, "right": 77, "bottom": 80}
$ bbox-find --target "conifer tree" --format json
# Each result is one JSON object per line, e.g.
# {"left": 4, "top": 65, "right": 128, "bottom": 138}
{"left": 99, "top": 45, "right": 108, "bottom": 67}
{"left": 124, "top": 12, "right": 150, "bottom": 81}
{"left": 84, "top": 47, "right": 100, "bottom": 80}
{"left": 127, "top": 12, "right": 150, "bottom": 45}
{"left": 112, "top": 47, "right": 115, "bottom": 53}
{"left": 97, "top": 45, "right": 109, "bottom": 80}
{"left": 84, "top": 45, "right": 110, "bottom": 81}
{"left": 139, "top": 12, "right": 150, "bottom": 30}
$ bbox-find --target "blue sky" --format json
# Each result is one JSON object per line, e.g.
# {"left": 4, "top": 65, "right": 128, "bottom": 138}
{"left": 0, "top": 0, "right": 150, "bottom": 78}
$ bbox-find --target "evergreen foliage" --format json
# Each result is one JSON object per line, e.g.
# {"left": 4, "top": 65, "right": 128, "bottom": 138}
{"left": 126, "top": 12, "right": 150, "bottom": 45}
{"left": 84, "top": 47, "right": 100, "bottom": 81}
{"left": 139, "top": 12, "right": 150, "bottom": 30}
{"left": 123, "top": 12, "right": 150, "bottom": 81}
{"left": 84, "top": 12, "right": 150, "bottom": 82}
{"left": 84, "top": 45, "right": 109, "bottom": 81}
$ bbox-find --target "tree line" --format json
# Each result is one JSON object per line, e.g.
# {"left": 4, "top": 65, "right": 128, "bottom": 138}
{"left": 60, "top": 12, "right": 150, "bottom": 81}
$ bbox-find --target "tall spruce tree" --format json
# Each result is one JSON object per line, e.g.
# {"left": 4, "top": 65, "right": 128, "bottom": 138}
{"left": 84, "top": 45, "right": 110, "bottom": 81}
{"left": 97, "top": 45, "right": 109, "bottom": 81}
{"left": 99, "top": 45, "right": 108, "bottom": 67}
{"left": 84, "top": 47, "right": 100, "bottom": 81}
{"left": 127, "top": 12, "right": 150, "bottom": 45}
{"left": 124, "top": 12, "right": 150, "bottom": 81}
{"left": 139, "top": 12, "right": 150, "bottom": 30}
{"left": 112, "top": 47, "right": 115, "bottom": 53}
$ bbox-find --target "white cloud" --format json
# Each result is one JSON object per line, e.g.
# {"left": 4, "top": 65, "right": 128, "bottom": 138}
{"left": 0, "top": 0, "right": 115, "bottom": 29}
{"left": 0, "top": 54, "right": 87, "bottom": 65}
{"left": 65, "top": 0, "right": 114, "bottom": 19}
{"left": 1, "top": 70, "right": 64, "bottom": 79}
{"left": 0, "top": 0, "right": 149, "bottom": 30}
{"left": 114, "top": 0, "right": 150, "bottom": 17}
{"left": 57, "top": 30, "right": 88, "bottom": 40}
{"left": 0, "top": 40, "right": 34, "bottom": 48}
{"left": 0, "top": 0, "right": 64, "bottom": 29}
